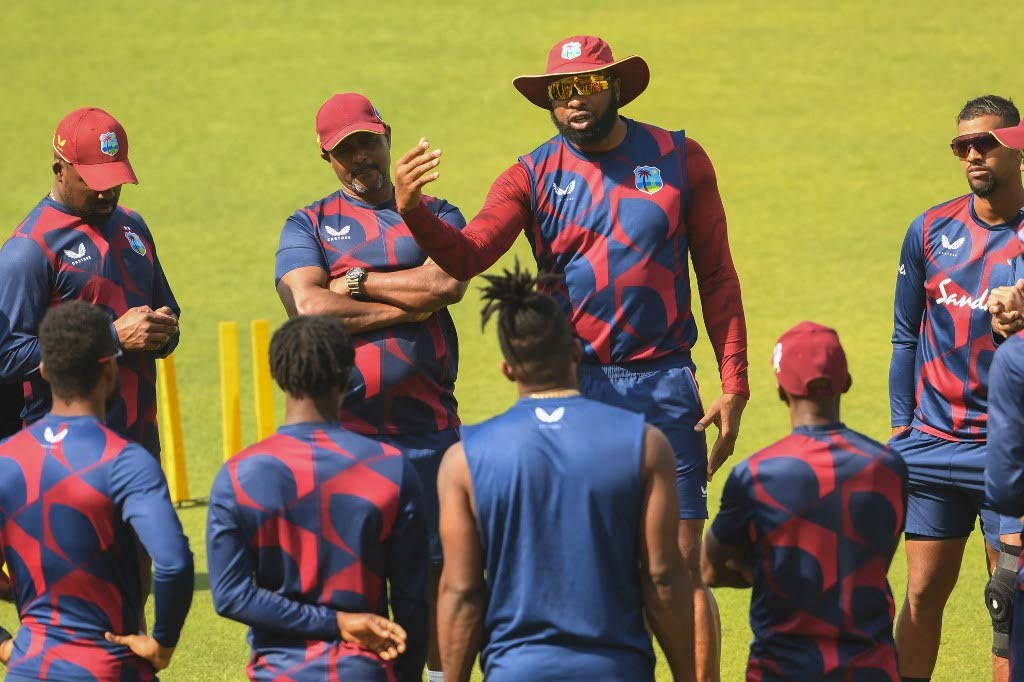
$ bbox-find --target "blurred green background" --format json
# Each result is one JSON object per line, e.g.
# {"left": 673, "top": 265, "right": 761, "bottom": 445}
{"left": 1, "top": 1, "right": 1022, "bottom": 679}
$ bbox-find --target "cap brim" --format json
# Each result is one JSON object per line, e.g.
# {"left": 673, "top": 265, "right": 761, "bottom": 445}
{"left": 320, "top": 121, "right": 387, "bottom": 152}
{"left": 75, "top": 160, "right": 138, "bottom": 191}
{"left": 993, "top": 123, "right": 1024, "bottom": 150}
{"left": 512, "top": 55, "right": 650, "bottom": 109}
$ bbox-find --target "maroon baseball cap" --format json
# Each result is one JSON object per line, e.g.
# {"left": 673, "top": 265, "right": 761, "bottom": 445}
{"left": 52, "top": 108, "right": 137, "bottom": 191}
{"left": 992, "top": 122, "right": 1024, "bottom": 150}
{"left": 513, "top": 35, "right": 650, "bottom": 109}
{"left": 772, "top": 322, "right": 851, "bottom": 398}
{"left": 316, "top": 93, "right": 387, "bottom": 152}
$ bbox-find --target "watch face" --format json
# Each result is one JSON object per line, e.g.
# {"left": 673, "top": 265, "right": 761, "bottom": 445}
{"left": 348, "top": 267, "right": 366, "bottom": 280}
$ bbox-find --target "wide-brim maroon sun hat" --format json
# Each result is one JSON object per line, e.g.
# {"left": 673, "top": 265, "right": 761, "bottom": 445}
{"left": 513, "top": 35, "right": 650, "bottom": 109}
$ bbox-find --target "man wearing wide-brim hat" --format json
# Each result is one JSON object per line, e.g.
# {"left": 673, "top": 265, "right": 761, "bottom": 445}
{"left": 396, "top": 35, "right": 748, "bottom": 681}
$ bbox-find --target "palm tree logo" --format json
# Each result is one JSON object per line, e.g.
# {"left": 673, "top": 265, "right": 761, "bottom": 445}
{"left": 633, "top": 166, "right": 663, "bottom": 194}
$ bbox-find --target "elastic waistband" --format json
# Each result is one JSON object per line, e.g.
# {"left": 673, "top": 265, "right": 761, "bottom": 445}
{"left": 580, "top": 352, "right": 693, "bottom": 379}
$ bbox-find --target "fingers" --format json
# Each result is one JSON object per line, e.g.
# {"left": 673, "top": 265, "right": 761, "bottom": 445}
{"left": 145, "top": 312, "right": 178, "bottom": 326}
{"left": 694, "top": 407, "right": 718, "bottom": 433}
{"left": 397, "top": 138, "right": 430, "bottom": 165}
{"left": 104, "top": 632, "right": 132, "bottom": 646}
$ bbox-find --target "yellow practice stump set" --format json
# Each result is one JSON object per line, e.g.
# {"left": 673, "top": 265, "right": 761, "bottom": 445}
{"left": 156, "top": 319, "right": 275, "bottom": 506}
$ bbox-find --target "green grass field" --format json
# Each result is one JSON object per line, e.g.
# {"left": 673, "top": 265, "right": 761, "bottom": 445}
{"left": 2, "top": 1, "right": 1023, "bottom": 679}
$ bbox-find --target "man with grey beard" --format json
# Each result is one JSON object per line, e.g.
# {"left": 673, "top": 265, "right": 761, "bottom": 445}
{"left": 888, "top": 94, "right": 1024, "bottom": 682}
{"left": 274, "top": 92, "right": 467, "bottom": 682}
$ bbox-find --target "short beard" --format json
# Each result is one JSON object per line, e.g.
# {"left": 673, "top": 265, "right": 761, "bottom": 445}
{"left": 969, "top": 174, "right": 998, "bottom": 198}
{"left": 348, "top": 168, "right": 387, "bottom": 196}
{"left": 551, "top": 99, "right": 620, "bottom": 148}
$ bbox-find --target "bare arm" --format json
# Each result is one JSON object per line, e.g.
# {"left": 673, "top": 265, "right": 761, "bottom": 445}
{"left": 701, "top": 465, "right": 755, "bottom": 588}
{"left": 276, "top": 266, "right": 428, "bottom": 333}
{"left": 437, "top": 443, "right": 485, "bottom": 682}
{"left": 356, "top": 259, "right": 468, "bottom": 313}
{"left": 701, "top": 528, "right": 753, "bottom": 588}
{"left": 639, "top": 425, "right": 697, "bottom": 682}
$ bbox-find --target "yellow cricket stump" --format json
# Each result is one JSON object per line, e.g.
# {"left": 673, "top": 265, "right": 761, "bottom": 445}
{"left": 251, "top": 320, "right": 274, "bottom": 440}
{"left": 219, "top": 321, "right": 241, "bottom": 461}
{"left": 156, "top": 355, "right": 191, "bottom": 503}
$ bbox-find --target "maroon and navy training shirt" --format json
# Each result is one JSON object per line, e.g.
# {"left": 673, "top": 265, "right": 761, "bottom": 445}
{"left": 0, "top": 197, "right": 180, "bottom": 456}
{"left": 401, "top": 119, "right": 748, "bottom": 396}
{"left": 275, "top": 191, "right": 465, "bottom": 436}
{"left": 711, "top": 424, "right": 907, "bottom": 681}
{"left": 890, "top": 195, "right": 1024, "bottom": 442}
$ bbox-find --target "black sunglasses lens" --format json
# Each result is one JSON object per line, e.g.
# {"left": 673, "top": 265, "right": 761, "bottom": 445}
{"left": 952, "top": 134, "right": 1000, "bottom": 158}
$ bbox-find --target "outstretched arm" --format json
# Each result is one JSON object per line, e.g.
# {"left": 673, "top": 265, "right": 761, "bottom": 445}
{"left": 395, "top": 140, "right": 532, "bottom": 280}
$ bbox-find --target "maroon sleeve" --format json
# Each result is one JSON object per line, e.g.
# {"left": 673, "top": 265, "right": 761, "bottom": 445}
{"left": 401, "top": 163, "right": 532, "bottom": 280}
{"left": 685, "top": 137, "right": 749, "bottom": 398}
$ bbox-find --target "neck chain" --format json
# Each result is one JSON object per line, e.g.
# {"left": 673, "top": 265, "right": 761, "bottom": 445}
{"left": 526, "top": 389, "right": 580, "bottom": 399}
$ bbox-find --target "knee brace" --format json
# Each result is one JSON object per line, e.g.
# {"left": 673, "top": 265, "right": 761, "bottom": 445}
{"left": 985, "top": 542, "right": 1021, "bottom": 659}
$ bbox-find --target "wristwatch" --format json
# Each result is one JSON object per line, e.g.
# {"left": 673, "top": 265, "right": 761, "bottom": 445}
{"left": 346, "top": 267, "right": 368, "bottom": 300}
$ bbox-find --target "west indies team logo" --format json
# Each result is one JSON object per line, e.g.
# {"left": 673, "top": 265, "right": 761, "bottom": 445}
{"left": 561, "top": 42, "right": 582, "bottom": 60}
{"left": 99, "top": 131, "right": 119, "bottom": 156}
{"left": 633, "top": 165, "right": 663, "bottom": 195}
{"left": 124, "top": 226, "right": 147, "bottom": 256}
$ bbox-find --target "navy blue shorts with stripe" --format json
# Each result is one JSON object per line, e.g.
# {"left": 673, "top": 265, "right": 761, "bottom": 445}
{"left": 579, "top": 355, "right": 708, "bottom": 519}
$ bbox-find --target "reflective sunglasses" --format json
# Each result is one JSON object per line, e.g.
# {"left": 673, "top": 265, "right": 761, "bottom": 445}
{"left": 546, "top": 74, "right": 615, "bottom": 101}
{"left": 950, "top": 132, "right": 1002, "bottom": 159}
{"left": 98, "top": 347, "right": 124, "bottom": 364}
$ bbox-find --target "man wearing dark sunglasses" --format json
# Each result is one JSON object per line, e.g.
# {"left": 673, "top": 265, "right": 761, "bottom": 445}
{"left": 889, "top": 95, "right": 1024, "bottom": 682}
{"left": 392, "top": 35, "right": 748, "bottom": 680}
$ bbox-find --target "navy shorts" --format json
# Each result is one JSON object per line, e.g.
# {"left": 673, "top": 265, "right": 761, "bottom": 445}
{"left": 578, "top": 355, "right": 708, "bottom": 519}
{"left": 889, "top": 427, "right": 1022, "bottom": 548}
{"left": 373, "top": 427, "right": 460, "bottom": 565}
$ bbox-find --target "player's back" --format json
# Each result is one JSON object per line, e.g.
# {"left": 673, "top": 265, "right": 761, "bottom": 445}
{"left": 731, "top": 424, "right": 906, "bottom": 681}
{"left": 462, "top": 395, "right": 654, "bottom": 681}
{"left": 207, "top": 422, "right": 426, "bottom": 681}
{"left": 0, "top": 414, "right": 161, "bottom": 681}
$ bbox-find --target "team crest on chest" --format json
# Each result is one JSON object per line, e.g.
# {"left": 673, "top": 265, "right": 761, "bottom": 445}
{"left": 633, "top": 166, "right": 663, "bottom": 195}
{"left": 99, "top": 132, "right": 119, "bottom": 157}
{"left": 123, "top": 226, "right": 147, "bottom": 256}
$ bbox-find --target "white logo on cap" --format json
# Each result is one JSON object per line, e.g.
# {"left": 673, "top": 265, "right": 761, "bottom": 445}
{"left": 561, "top": 42, "right": 582, "bottom": 60}
{"left": 772, "top": 342, "right": 783, "bottom": 373}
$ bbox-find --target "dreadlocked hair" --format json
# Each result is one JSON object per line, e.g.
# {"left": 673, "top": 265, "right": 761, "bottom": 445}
{"left": 269, "top": 315, "right": 355, "bottom": 398}
{"left": 479, "top": 259, "right": 573, "bottom": 384}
